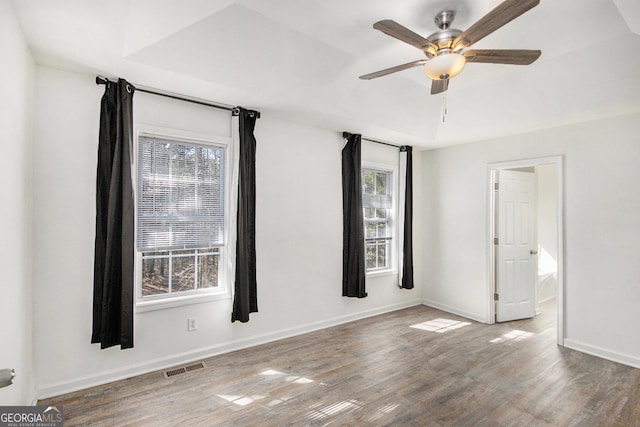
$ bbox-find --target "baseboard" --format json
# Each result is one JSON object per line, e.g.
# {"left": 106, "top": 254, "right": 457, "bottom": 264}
{"left": 422, "top": 299, "right": 487, "bottom": 324}
{"left": 37, "top": 299, "right": 422, "bottom": 400}
{"left": 563, "top": 339, "right": 640, "bottom": 370}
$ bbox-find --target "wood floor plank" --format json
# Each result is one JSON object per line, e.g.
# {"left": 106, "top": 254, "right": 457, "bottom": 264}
{"left": 39, "top": 300, "right": 640, "bottom": 426}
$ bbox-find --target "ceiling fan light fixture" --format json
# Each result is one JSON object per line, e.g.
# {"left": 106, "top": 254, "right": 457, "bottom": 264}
{"left": 423, "top": 53, "right": 466, "bottom": 80}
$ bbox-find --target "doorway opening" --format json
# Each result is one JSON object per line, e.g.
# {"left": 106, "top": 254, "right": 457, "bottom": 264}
{"left": 487, "top": 156, "right": 564, "bottom": 346}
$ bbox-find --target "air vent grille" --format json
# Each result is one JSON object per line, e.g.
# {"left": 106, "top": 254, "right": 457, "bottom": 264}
{"left": 185, "top": 362, "right": 205, "bottom": 372}
{"left": 163, "top": 361, "right": 206, "bottom": 379}
{"left": 165, "top": 368, "right": 186, "bottom": 378}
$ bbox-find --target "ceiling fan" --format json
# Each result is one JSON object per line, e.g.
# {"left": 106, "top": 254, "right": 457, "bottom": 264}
{"left": 360, "top": 0, "right": 541, "bottom": 94}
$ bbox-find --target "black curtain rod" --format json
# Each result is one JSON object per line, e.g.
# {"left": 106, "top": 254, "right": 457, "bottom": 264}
{"left": 95, "top": 76, "right": 260, "bottom": 118}
{"left": 342, "top": 132, "right": 403, "bottom": 148}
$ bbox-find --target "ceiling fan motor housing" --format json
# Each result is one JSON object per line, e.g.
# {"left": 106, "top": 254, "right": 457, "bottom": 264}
{"left": 426, "top": 29, "right": 462, "bottom": 54}
{"left": 425, "top": 10, "right": 462, "bottom": 55}
{"left": 426, "top": 11, "right": 462, "bottom": 56}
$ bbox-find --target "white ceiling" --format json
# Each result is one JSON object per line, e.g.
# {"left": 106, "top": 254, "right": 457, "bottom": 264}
{"left": 11, "top": 0, "right": 640, "bottom": 148}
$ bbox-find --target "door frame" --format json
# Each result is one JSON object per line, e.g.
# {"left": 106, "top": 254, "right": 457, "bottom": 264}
{"left": 486, "top": 156, "right": 565, "bottom": 346}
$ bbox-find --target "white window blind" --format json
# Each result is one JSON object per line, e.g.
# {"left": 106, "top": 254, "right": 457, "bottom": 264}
{"left": 362, "top": 168, "right": 393, "bottom": 271}
{"left": 137, "top": 135, "right": 226, "bottom": 252}
{"left": 362, "top": 193, "right": 392, "bottom": 210}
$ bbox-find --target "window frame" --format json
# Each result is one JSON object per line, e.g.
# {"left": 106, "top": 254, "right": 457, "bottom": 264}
{"left": 362, "top": 161, "right": 398, "bottom": 277}
{"left": 134, "top": 125, "right": 233, "bottom": 312}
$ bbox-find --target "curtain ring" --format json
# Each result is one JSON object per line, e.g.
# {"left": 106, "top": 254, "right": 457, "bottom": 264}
{"left": 126, "top": 84, "right": 132, "bottom": 94}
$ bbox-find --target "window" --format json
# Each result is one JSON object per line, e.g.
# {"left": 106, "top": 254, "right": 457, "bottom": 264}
{"left": 362, "top": 167, "right": 394, "bottom": 273}
{"left": 136, "top": 133, "right": 228, "bottom": 306}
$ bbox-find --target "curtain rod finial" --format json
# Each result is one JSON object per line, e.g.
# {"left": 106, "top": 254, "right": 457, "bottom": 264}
{"left": 342, "top": 132, "right": 350, "bottom": 138}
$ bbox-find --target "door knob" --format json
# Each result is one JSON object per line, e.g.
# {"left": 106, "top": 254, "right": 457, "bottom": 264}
{"left": 530, "top": 249, "right": 538, "bottom": 255}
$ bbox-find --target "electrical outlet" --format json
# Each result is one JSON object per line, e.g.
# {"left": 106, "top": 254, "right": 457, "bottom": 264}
{"left": 188, "top": 317, "right": 198, "bottom": 331}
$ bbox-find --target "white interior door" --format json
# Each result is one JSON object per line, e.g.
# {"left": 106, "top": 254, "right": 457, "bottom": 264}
{"left": 496, "top": 170, "right": 537, "bottom": 322}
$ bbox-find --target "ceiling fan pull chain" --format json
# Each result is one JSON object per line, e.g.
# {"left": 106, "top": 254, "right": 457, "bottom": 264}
{"left": 442, "top": 91, "right": 448, "bottom": 123}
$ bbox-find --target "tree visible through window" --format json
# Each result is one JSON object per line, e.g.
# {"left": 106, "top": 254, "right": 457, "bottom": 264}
{"left": 137, "top": 134, "right": 226, "bottom": 298}
{"left": 362, "top": 168, "right": 393, "bottom": 272}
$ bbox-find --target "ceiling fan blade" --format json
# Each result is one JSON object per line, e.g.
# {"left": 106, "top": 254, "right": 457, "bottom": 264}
{"left": 453, "top": 0, "right": 540, "bottom": 50}
{"left": 359, "top": 60, "right": 427, "bottom": 80}
{"left": 464, "top": 49, "right": 541, "bottom": 65}
{"left": 431, "top": 79, "right": 449, "bottom": 95}
{"left": 373, "top": 20, "right": 437, "bottom": 53}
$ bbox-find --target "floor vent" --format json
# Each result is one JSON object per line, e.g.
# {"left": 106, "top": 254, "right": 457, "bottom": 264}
{"left": 185, "top": 362, "right": 205, "bottom": 372}
{"left": 163, "top": 362, "right": 206, "bottom": 379}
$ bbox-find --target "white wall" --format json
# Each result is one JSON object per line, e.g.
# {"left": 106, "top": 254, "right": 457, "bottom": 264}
{"left": 421, "top": 113, "right": 640, "bottom": 367}
{"left": 32, "top": 66, "right": 423, "bottom": 398}
{"left": 536, "top": 163, "right": 558, "bottom": 304}
{"left": 0, "top": 0, "right": 35, "bottom": 405}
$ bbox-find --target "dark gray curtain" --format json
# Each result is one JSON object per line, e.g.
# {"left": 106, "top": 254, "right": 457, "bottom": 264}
{"left": 231, "top": 108, "right": 260, "bottom": 322}
{"left": 400, "top": 146, "right": 414, "bottom": 289}
{"left": 92, "top": 79, "right": 135, "bottom": 349}
{"left": 342, "top": 133, "right": 367, "bottom": 298}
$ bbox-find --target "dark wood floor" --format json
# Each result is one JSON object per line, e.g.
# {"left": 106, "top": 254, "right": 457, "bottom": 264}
{"left": 40, "top": 300, "right": 640, "bottom": 426}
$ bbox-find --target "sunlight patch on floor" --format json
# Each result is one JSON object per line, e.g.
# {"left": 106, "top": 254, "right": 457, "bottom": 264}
{"left": 305, "top": 400, "right": 400, "bottom": 422}
{"left": 410, "top": 318, "right": 472, "bottom": 333}
{"left": 216, "top": 369, "right": 316, "bottom": 409}
{"left": 379, "top": 403, "right": 400, "bottom": 413}
{"left": 260, "top": 369, "right": 314, "bottom": 384}
{"left": 266, "top": 395, "right": 295, "bottom": 407}
{"left": 260, "top": 369, "right": 284, "bottom": 376}
{"left": 371, "top": 403, "right": 401, "bottom": 421}
{"left": 490, "top": 329, "right": 533, "bottom": 344}
{"left": 306, "top": 399, "right": 364, "bottom": 420}
{"left": 216, "top": 394, "right": 266, "bottom": 406}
